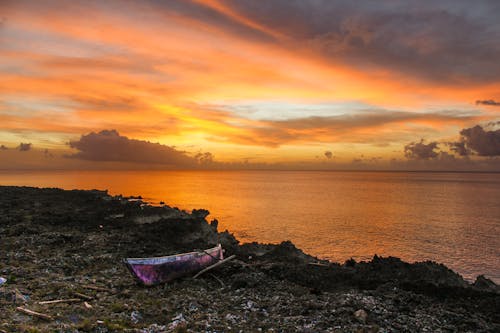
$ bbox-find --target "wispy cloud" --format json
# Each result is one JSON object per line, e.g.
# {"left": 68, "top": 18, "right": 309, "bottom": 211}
{"left": 216, "top": 109, "right": 480, "bottom": 147}
{"left": 476, "top": 100, "right": 500, "bottom": 107}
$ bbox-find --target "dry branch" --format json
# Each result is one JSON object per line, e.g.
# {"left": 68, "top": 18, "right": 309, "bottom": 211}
{"left": 81, "top": 284, "right": 112, "bottom": 292}
{"left": 38, "top": 298, "right": 81, "bottom": 305}
{"left": 73, "top": 291, "right": 93, "bottom": 300}
{"left": 16, "top": 307, "right": 53, "bottom": 321}
{"left": 209, "top": 273, "right": 225, "bottom": 287}
{"left": 193, "top": 255, "right": 236, "bottom": 279}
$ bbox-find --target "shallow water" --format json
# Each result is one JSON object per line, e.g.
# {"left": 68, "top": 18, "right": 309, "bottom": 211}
{"left": 1, "top": 170, "right": 499, "bottom": 282}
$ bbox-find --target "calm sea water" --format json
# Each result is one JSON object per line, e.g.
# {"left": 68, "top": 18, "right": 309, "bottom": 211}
{"left": 1, "top": 170, "right": 499, "bottom": 282}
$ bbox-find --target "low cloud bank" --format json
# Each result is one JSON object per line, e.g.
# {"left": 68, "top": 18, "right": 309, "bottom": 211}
{"left": 404, "top": 124, "right": 500, "bottom": 161}
{"left": 3, "top": 124, "right": 499, "bottom": 171}
{"left": 68, "top": 130, "right": 214, "bottom": 167}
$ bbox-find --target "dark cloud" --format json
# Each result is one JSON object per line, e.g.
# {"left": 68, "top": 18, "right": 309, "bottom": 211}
{"left": 486, "top": 121, "right": 500, "bottom": 127}
{"left": 448, "top": 141, "right": 469, "bottom": 156}
{"left": 67, "top": 130, "right": 205, "bottom": 167}
{"left": 18, "top": 143, "right": 32, "bottom": 151}
{"left": 459, "top": 125, "right": 500, "bottom": 156}
{"left": 476, "top": 100, "right": 500, "bottom": 106}
{"left": 404, "top": 140, "right": 439, "bottom": 160}
{"left": 404, "top": 123, "right": 500, "bottom": 160}
{"left": 324, "top": 151, "right": 333, "bottom": 159}
{"left": 194, "top": 152, "right": 214, "bottom": 165}
{"left": 148, "top": 0, "right": 276, "bottom": 42}
{"left": 223, "top": 0, "right": 500, "bottom": 83}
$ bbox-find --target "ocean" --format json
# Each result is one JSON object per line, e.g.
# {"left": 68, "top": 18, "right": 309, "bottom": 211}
{"left": 1, "top": 170, "right": 499, "bottom": 282}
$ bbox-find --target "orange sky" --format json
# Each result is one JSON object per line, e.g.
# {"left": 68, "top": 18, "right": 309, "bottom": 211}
{"left": 1, "top": 0, "right": 499, "bottom": 170}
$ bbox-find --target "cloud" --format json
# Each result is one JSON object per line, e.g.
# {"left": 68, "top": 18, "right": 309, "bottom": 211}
{"left": 226, "top": 109, "right": 478, "bottom": 147}
{"left": 486, "top": 121, "right": 500, "bottom": 127}
{"left": 459, "top": 125, "right": 500, "bottom": 156}
{"left": 194, "top": 151, "right": 215, "bottom": 164}
{"left": 1, "top": 0, "right": 499, "bottom": 169}
{"left": 18, "top": 143, "right": 32, "bottom": 151}
{"left": 67, "top": 130, "right": 207, "bottom": 167}
{"left": 476, "top": 100, "right": 500, "bottom": 106}
{"left": 224, "top": 0, "right": 500, "bottom": 83}
{"left": 448, "top": 141, "right": 469, "bottom": 156}
{"left": 324, "top": 151, "right": 333, "bottom": 159}
{"left": 404, "top": 123, "right": 500, "bottom": 164}
{"left": 404, "top": 140, "right": 439, "bottom": 160}
{"left": 149, "top": 0, "right": 278, "bottom": 42}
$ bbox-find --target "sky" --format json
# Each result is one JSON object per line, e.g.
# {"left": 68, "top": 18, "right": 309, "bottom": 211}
{"left": 1, "top": 0, "right": 499, "bottom": 170}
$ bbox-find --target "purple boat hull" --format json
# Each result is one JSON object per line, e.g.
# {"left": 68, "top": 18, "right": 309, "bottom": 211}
{"left": 123, "top": 244, "right": 223, "bottom": 285}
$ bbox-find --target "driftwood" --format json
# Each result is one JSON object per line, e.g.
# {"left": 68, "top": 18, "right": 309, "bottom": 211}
{"left": 193, "top": 255, "right": 236, "bottom": 279}
{"left": 16, "top": 307, "right": 53, "bottom": 321}
{"left": 14, "top": 288, "right": 28, "bottom": 303}
{"left": 209, "top": 273, "right": 225, "bottom": 287}
{"left": 81, "top": 284, "right": 113, "bottom": 292}
{"left": 73, "top": 291, "right": 93, "bottom": 300}
{"left": 39, "top": 298, "right": 81, "bottom": 305}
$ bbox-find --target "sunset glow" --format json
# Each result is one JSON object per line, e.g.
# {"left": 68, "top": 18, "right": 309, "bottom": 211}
{"left": 1, "top": 1, "right": 499, "bottom": 170}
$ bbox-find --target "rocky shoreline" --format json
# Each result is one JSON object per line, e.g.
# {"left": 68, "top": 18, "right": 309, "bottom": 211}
{"left": 0, "top": 186, "right": 499, "bottom": 332}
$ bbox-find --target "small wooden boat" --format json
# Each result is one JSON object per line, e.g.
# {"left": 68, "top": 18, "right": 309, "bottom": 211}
{"left": 123, "top": 244, "right": 223, "bottom": 286}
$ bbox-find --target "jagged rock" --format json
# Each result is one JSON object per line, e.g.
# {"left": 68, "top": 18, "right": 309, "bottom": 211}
{"left": 473, "top": 275, "right": 499, "bottom": 292}
{"left": 168, "top": 313, "right": 186, "bottom": 330}
{"left": 192, "top": 209, "right": 210, "bottom": 219}
{"left": 0, "top": 186, "right": 499, "bottom": 332}
{"left": 354, "top": 309, "right": 368, "bottom": 323}
{"left": 131, "top": 310, "right": 142, "bottom": 324}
